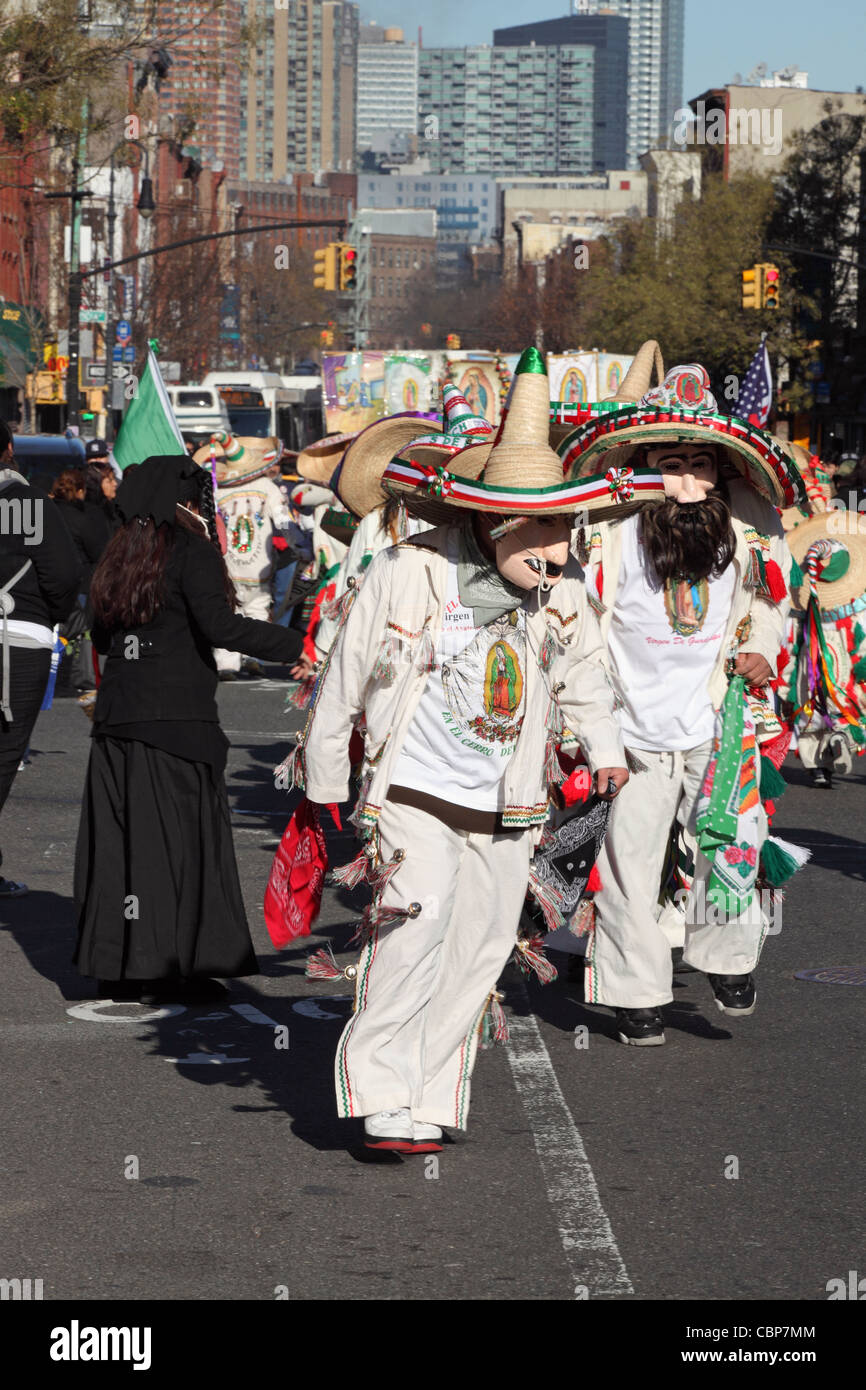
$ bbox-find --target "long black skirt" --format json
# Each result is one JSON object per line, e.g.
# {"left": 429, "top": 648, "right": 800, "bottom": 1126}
{"left": 74, "top": 736, "right": 258, "bottom": 981}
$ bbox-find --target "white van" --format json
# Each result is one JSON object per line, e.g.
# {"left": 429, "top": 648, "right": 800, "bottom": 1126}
{"left": 166, "top": 384, "right": 230, "bottom": 444}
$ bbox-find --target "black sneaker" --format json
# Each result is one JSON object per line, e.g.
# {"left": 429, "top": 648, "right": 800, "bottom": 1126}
{"left": 708, "top": 973, "right": 756, "bottom": 1016}
{"left": 809, "top": 767, "right": 832, "bottom": 788}
{"left": 615, "top": 1007, "right": 665, "bottom": 1046}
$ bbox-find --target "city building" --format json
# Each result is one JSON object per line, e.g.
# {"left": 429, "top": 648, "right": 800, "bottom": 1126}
{"left": 156, "top": 0, "right": 244, "bottom": 180}
{"left": 498, "top": 172, "right": 647, "bottom": 276}
{"left": 240, "top": 0, "right": 359, "bottom": 180}
{"left": 228, "top": 173, "right": 356, "bottom": 253}
{"left": 356, "top": 25, "right": 419, "bottom": 157}
{"left": 639, "top": 147, "right": 700, "bottom": 235}
{"left": 686, "top": 83, "right": 866, "bottom": 179}
{"left": 417, "top": 43, "right": 597, "bottom": 178}
{"left": 357, "top": 170, "right": 497, "bottom": 283}
{"left": 354, "top": 209, "right": 436, "bottom": 346}
{"left": 492, "top": 13, "right": 629, "bottom": 173}
{"left": 570, "top": 0, "right": 686, "bottom": 168}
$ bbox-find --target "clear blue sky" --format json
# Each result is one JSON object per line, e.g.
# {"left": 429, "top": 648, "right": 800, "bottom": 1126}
{"left": 360, "top": 0, "right": 866, "bottom": 100}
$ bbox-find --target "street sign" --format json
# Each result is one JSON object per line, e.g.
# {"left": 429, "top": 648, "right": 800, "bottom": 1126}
{"left": 112, "top": 346, "right": 122, "bottom": 362}
{"left": 116, "top": 319, "right": 132, "bottom": 345}
{"left": 85, "top": 362, "right": 107, "bottom": 384}
{"left": 112, "top": 364, "right": 127, "bottom": 380}
{"left": 158, "top": 360, "right": 181, "bottom": 382}
{"left": 122, "top": 345, "right": 135, "bottom": 363}
{"left": 122, "top": 276, "right": 136, "bottom": 315}
{"left": 80, "top": 309, "right": 107, "bottom": 324}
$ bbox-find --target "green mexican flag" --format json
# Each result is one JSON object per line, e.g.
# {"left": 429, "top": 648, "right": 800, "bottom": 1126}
{"left": 113, "top": 347, "right": 186, "bottom": 470}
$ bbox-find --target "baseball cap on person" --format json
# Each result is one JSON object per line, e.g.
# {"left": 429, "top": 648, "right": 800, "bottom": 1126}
{"left": 85, "top": 438, "right": 109, "bottom": 461}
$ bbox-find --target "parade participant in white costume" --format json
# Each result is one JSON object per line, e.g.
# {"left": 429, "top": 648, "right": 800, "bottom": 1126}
{"left": 558, "top": 344, "right": 807, "bottom": 1045}
{"left": 194, "top": 432, "right": 290, "bottom": 679}
{"left": 283, "top": 348, "right": 666, "bottom": 1150}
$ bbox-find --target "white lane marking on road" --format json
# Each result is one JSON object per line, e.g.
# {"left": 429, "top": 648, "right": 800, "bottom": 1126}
{"left": 504, "top": 984, "right": 633, "bottom": 1300}
{"left": 66, "top": 1001, "right": 185, "bottom": 1023}
{"left": 164, "top": 1053, "right": 250, "bottom": 1065}
{"left": 292, "top": 996, "right": 350, "bottom": 1020}
{"left": 230, "top": 1002, "right": 281, "bottom": 1026}
{"left": 224, "top": 730, "right": 297, "bottom": 738}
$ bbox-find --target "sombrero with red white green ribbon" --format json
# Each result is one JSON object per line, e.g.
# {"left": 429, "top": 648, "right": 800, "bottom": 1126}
{"left": 383, "top": 346, "right": 666, "bottom": 523}
{"left": 556, "top": 351, "right": 805, "bottom": 510}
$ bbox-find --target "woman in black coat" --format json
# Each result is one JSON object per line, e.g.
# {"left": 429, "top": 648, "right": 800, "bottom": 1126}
{"left": 52, "top": 469, "right": 112, "bottom": 595}
{"left": 73, "top": 456, "right": 303, "bottom": 1003}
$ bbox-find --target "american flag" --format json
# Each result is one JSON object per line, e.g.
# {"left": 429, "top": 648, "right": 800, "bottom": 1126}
{"left": 736, "top": 340, "right": 773, "bottom": 427}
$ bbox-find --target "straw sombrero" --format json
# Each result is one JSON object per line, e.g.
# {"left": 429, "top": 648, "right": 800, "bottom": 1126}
{"left": 383, "top": 346, "right": 667, "bottom": 524}
{"left": 296, "top": 432, "right": 357, "bottom": 485}
{"left": 193, "top": 431, "right": 282, "bottom": 486}
{"left": 787, "top": 511, "right": 866, "bottom": 615}
{"left": 557, "top": 344, "right": 805, "bottom": 510}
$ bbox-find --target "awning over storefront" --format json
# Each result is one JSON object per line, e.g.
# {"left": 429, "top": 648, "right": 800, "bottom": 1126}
{"left": 0, "top": 301, "right": 40, "bottom": 386}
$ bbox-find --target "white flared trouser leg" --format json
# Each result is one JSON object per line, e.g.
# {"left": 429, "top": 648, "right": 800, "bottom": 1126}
{"left": 586, "top": 741, "right": 769, "bottom": 1008}
{"left": 214, "top": 583, "right": 271, "bottom": 672}
{"left": 334, "top": 800, "right": 531, "bottom": 1130}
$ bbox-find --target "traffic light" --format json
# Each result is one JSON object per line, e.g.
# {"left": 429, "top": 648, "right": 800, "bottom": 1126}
{"left": 762, "top": 264, "right": 780, "bottom": 309}
{"left": 338, "top": 243, "right": 357, "bottom": 292}
{"left": 313, "top": 243, "right": 338, "bottom": 292}
{"left": 446, "top": 333, "right": 461, "bottom": 350}
{"left": 741, "top": 265, "right": 761, "bottom": 310}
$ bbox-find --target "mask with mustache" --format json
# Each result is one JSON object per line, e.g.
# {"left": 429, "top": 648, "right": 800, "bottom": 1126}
{"left": 639, "top": 489, "right": 736, "bottom": 586}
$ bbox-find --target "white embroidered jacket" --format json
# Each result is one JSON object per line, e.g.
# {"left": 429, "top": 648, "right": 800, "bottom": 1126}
{"left": 296, "top": 525, "right": 625, "bottom": 835}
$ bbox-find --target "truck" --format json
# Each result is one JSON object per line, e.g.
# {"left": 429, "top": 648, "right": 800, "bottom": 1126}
{"left": 201, "top": 370, "right": 324, "bottom": 453}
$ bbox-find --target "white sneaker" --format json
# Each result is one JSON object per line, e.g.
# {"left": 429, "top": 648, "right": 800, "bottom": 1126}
{"left": 411, "top": 1120, "right": 443, "bottom": 1153}
{"left": 363, "top": 1108, "right": 414, "bottom": 1151}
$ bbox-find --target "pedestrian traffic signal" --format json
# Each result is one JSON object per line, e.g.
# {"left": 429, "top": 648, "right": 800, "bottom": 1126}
{"left": 313, "top": 243, "right": 338, "bottom": 292}
{"left": 446, "top": 333, "right": 461, "bottom": 350}
{"left": 762, "top": 265, "right": 780, "bottom": 309}
{"left": 741, "top": 266, "right": 761, "bottom": 310}
{"left": 338, "top": 244, "right": 357, "bottom": 292}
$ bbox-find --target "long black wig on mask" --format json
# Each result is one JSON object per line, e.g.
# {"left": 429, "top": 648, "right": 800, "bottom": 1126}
{"left": 637, "top": 467, "right": 736, "bottom": 586}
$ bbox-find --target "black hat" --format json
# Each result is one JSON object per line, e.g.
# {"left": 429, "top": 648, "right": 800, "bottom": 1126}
{"left": 85, "top": 438, "right": 109, "bottom": 461}
{"left": 117, "top": 456, "right": 209, "bottom": 528}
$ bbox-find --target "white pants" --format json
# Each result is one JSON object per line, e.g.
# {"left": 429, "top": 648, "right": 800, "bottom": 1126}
{"left": 335, "top": 800, "right": 531, "bottom": 1129}
{"left": 585, "top": 741, "right": 768, "bottom": 1008}
{"left": 797, "top": 726, "right": 853, "bottom": 773}
{"left": 214, "top": 584, "right": 271, "bottom": 673}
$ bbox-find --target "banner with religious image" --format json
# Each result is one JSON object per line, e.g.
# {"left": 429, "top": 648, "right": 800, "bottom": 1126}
{"left": 322, "top": 352, "right": 386, "bottom": 433}
{"left": 548, "top": 352, "right": 598, "bottom": 405}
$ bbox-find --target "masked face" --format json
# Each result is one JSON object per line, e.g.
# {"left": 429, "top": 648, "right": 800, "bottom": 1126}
{"left": 646, "top": 443, "right": 718, "bottom": 504}
{"left": 489, "top": 515, "right": 571, "bottom": 591}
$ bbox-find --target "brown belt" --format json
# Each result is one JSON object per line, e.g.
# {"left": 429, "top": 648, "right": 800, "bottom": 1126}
{"left": 386, "top": 784, "right": 506, "bottom": 834}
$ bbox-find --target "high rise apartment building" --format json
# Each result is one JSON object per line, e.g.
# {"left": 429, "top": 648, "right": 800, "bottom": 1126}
{"left": 240, "top": 0, "right": 359, "bottom": 180}
{"left": 417, "top": 45, "right": 596, "bottom": 177}
{"left": 356, "top": 25, "right": 419, "bottom": 154}
{"left": 493, "top": 13, "right": 628, "bottom": 172}
{"left": 569, "top": 0, "right": 685, "bottom": 167}
{"left": 157, "top": 0, "right": 244, "bottom": 179}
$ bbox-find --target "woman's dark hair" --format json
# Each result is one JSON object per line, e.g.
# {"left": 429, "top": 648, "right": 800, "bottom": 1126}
{"left": 0, "top": 419, "right": 12, "bottom": 456}
{"left": 91, "top": 473, "right": 237, "bottom": 630}
{"left": 52, "top": 468, "right": 87, "bottom": 502}
{"left": 84, "top": 462, "right": 114, "bottom": 505}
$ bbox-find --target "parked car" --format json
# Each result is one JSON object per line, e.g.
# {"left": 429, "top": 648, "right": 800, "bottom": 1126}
{"left": 10, "top": 434, "right": 87, "bottom": 494}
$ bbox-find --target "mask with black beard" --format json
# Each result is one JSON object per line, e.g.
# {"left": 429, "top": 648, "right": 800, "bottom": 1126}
{"left": 638, "top": 489, "right": 736, "bottom": 586}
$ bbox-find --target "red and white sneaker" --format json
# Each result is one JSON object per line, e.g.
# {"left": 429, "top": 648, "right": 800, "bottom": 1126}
{"left": 410, "top": 1120, "right": 443, "bottom": 1154}
{"left": 363, "top": 1108, "right": 415, "bottom": 1152}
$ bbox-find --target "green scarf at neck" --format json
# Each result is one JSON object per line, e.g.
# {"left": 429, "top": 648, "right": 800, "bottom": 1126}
{"left": 456, "top": 523, "right": 526, "bottom": 627}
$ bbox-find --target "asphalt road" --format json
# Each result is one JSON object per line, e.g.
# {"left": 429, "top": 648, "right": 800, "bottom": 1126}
{"left": 2, "top": 673, "right": 864, "bottom": 1303}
